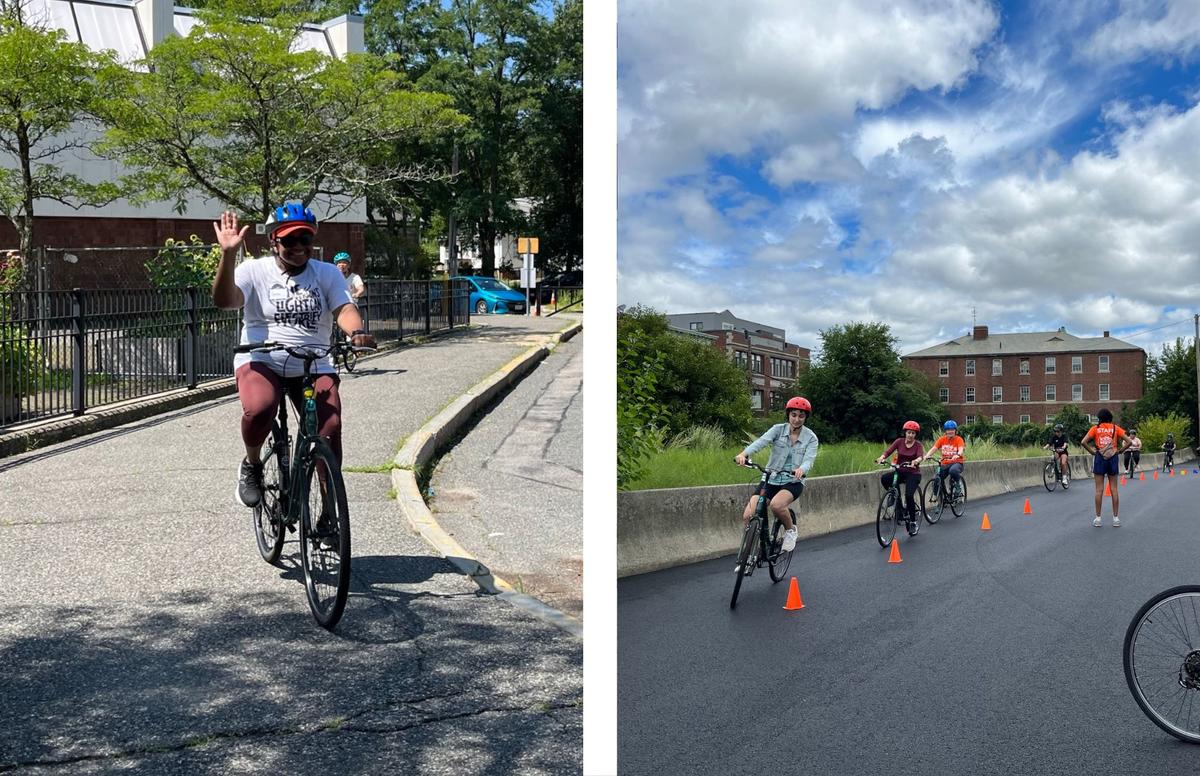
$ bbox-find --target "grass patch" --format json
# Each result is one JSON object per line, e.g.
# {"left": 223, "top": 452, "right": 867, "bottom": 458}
{"left": 625, "top": 438, "right": 1048, "bottom": 491}
{"left": 342, "top": 462, "right": 399, "bottom": 473}
{"left": 386, "top": 487, "right": 397, "bottom": 500}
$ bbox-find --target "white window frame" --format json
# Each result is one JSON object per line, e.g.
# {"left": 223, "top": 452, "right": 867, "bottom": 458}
{"left": 1019, "top": 358, "right": 1030, "bottom": 375}
{"left": 751, "top": 390, "right": 763, "bottom": 410}
{"left": 1071, "top": 356, "right": 1082, "bottom": 374}
{"left": 939, "top": 360, "right": 949, "bottom": 377}
{"left": 1020, "top": 414, "right": 1030, "bottom": 424}
{"left": 1045, "top": 356, "right": 1056, "bottom": 374}
{"left": 966, "top": 414, "right": 975, "bottom": 425}
{"left": 992, "top": 386, "right": 1003, "bottom": 402}
{"left": 1072, "top": 383, "right": 1083, "bottom": 402}
{"left": 1046, "top": 414, "right": 1055, "bottom": 424}
{"left": 689, "top": 322, "right": 702, "bottom": 330}
{"left": 992, "top": 415, "right": 1003, "bottom": 425}
{"left": 938, "top": 387, "right": 949, "bottom": 403}
{"left": 1099, "top": 355, "right": 1110, "bottom": 373}
{"left": 966, "top": 387, "right": 975, "bottom": 403}
{"left": 1045, "top": 385, "right": 1056, "bottom": 401}
{"left": 1019, "top": 385, "right": 1029, "bottom": 402}
{"left": 992, "top": 359, "right": 1002, "bottom": 376}
{"left": 1099, "top": 383, "right": 1110, "bottom": 401}
{"left": 965, "top": 359, "right": 975, "bottom": 376}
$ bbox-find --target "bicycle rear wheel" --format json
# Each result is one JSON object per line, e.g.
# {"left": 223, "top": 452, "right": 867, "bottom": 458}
{"left": 1124, "top": 585, "right": 1200, "bottom": 744}
{"left": 730, "top": 516, "right": 760, "bottom": 609}
{"left": 767, "top": 509, "right": 795, "bottom": 582}
{"left": 875, "top": 490, "right": 898, "bottom": 548}
{"left": 1043, "top": 462, "right": 1057, "bottom": 492}
{"left": 921, "top": 478, "right": 942, "bottom": 525}
{"left": 298, "top": 442, "right": 352, "bottom": 629}
{"left": 253, "top": 424, "right": 287, "bottom": 564}
{"left": 950, "top": 478, "right": 967, "bottom": 518}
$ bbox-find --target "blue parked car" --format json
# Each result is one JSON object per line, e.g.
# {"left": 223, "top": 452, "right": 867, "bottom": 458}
{"left": 464, "top": 275, "right": 527, "bottom": 315}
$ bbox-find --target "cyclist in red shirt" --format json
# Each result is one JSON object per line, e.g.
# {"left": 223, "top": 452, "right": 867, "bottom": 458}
{"left": 875, "top": 420, "right": 925, "bottom": 536}
{"left": 1080, "top": 407, "right": 1131, "bottom": 527}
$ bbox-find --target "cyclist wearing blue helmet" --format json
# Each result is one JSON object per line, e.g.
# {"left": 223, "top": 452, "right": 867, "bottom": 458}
{"left": 211, "top": 206, "right": 376, "bottom": 509}
{"left": 333, "top": 251, "right": 365, "bottom": 299}
{"left": 922, "top": 419, "right": 965, "bottom": 500}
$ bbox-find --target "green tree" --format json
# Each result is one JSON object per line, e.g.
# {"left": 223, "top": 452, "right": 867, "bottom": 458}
{"left": 0, "top": 0, "right": 120, "bottom": 269}
{"left": 97, "top": 0, "right": 466, "bottom": 221}
{"left": 1051, "top": 403, "right": 1090, "bottom": 444}
{"left": 1136, "top": 413, "right": 1191, "bottom": 452}
{"left": 795, "top": 322, "right": 942, "bottom": 443}
{"left": 1136, "top": 338, "right": 1197, "bottom": 441}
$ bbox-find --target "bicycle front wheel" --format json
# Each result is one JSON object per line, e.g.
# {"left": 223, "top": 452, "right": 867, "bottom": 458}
{"left": 950, "top": 479, "right": 967, "bottom": 518}
{"left": 1124, "top": 585, "right": 1200, "bottom": 744}
{"left": 253, "top": 424, "right": 287, "bottom": 564}
{"left": 768, "top": 509, "right": 794, "bottom": 582}
{"left": 921, "top": 478, "right": 941, "bottom": 525}
{"left": 298, "top": 442, "right": 352, "bottom": 630}
{"left": 343, "top": 349, "right": 358, "bottom": 373}
{"left": 876, "top": 490, "right": 898, "bottom": 548}
{"left": 1043, "top": 462, "right": 1057, "bottom": 492}
{"left": 730, "top": 516, "right": 760, "bottom": 609}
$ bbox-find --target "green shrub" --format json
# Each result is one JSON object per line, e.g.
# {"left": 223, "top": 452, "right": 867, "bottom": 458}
{"left": 0, "top": 325, "right": 41, "bottom": 403}
{"left": 1135, "top": 413, "right": 1191, "bottom": 451}
{"left": 146, "top": 235, "right": 221, "bottom": 289}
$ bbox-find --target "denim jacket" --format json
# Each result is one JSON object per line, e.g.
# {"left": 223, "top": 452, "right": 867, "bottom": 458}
{"left": 742, "top": 423, "right": 819, "bottom": 485}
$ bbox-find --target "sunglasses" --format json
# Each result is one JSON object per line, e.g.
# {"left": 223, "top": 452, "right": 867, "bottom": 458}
{"left": 275, "top": 233, "right": 314, "bottom": 248}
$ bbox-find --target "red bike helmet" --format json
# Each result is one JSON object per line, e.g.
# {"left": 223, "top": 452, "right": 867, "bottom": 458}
{"left": 903, "top": 420, "right": 920, "bottom": 432}
{"left": 785, "top": 396, "right": 812, "bottom": 413}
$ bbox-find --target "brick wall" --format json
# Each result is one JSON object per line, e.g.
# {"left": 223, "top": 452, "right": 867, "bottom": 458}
{"left": 707, "top": 329, "right": 812, "bottom": 415}
{"left": 905, "top": 348, "right": 1146, "bottom": 424}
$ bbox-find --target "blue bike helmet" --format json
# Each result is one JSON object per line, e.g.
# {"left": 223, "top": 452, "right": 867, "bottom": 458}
{"left": 333, "top": 251, "right": 351, "bottom": 264}
{"left": 265, "top": 202, "right": 317, "bottom": 238}
{"left": 943, "top": 420, "right": 958, "bottom": 431}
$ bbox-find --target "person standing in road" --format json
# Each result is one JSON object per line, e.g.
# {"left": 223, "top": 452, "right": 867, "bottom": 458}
{"left": 1080, "top": 408, "right": 1131, "bottom": 527}
{"left": 334, "top": 252, "right": 366, "bottom": 299}
{"left": 735, "top": 397, "right": 819, "bottom": 553}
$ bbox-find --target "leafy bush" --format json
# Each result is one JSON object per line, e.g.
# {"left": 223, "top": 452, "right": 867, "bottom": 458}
{"left": 1135, "top": 413, "right": 1191, "bottom": 452}
{"left": 617, "top": 320, "right": 667, "bottom": 488}
{"left": 146, "top": 235, "right": 221, "bottom": 289}
{"left": 668, "top": 424, "right": 728, "bottom": 451}
{"left": 0, "top": 325, "right": 41, "bottom": 408}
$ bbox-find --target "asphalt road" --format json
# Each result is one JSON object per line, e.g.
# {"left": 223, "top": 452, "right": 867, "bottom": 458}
{"left": 0, "top": 316, "right": 581, "bottom": 775}
{"left": 619, "top": 468, "right": 1200, "bottom": 775}
{"left": 428, "top": 331, "right": 583, "bottom": 620}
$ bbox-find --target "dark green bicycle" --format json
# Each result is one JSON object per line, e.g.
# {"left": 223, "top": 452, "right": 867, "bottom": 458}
{"left": 237, "top": 340, "right": 373, "bottom": 630}
{"left": 730, "top": 461, "right": 796, "bottom": 609}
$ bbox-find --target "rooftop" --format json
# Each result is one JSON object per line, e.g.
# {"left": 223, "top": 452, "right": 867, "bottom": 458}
{"left": 904, "top": 326, "right": 1142, "bottom": 358}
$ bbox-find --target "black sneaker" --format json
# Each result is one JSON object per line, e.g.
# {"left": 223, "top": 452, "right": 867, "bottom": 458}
{"left": 906, "top": 518, "right": 919, "bottom": 536}
{"left": 237, "top": 458, "right": 264, "bottom": 508}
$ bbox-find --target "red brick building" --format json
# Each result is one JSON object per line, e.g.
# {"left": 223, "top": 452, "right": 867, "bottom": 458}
{"left": 666, "top": 310, "right": 811, "bottom": 415}
{"left": 903, "top": 325, "right": 1145, "bottom": 425}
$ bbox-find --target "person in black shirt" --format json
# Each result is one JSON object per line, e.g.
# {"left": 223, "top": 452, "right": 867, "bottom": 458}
{"left": 1043, "top": 423, "right": 1071, "bottom": 485}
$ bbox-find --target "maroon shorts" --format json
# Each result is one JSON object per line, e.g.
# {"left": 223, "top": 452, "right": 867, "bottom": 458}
{"left": 235, "top": 362, "right": 343, "bottom": 462}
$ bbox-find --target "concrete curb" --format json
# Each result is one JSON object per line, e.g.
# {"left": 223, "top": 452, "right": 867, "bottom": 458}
{"left": 390, "top": 320, "right": 583, "bottom": 638}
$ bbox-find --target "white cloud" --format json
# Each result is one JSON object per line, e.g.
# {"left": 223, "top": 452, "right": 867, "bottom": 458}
{"left": 1085, "top": 0, "right": 1200, "bottom": 64}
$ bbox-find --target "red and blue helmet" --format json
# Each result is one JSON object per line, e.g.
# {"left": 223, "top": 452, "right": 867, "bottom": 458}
{"left": 265, "top": 202, "right": 317, "bottom": 239}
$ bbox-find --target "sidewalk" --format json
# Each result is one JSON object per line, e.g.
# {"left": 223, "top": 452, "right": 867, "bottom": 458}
{"left": 0, "top": 314, "right": 582, "bottom": 774}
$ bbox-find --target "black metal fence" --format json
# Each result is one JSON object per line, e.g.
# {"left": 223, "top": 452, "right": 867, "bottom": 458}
{"left": 0, "top": 278, "right": 470, "bottom": 432}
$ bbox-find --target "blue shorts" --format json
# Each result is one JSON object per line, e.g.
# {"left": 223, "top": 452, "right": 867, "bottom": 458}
{"left": 1093, "top": 453, "right": 1119, "bottom": 476}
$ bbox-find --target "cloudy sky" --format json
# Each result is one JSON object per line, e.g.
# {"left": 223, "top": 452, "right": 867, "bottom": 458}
{"left": 616, "top": 0, "right": 1200, "bottom": 360}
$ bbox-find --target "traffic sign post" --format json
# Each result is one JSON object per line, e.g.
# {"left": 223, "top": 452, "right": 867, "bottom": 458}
{"left": 517, "top": 237, "right": 539, "bottom": 315}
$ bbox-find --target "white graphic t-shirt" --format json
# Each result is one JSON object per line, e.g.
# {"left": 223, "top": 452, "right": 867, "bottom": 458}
{"left": 232, "top": 256, "right": 355, "bottom": 378}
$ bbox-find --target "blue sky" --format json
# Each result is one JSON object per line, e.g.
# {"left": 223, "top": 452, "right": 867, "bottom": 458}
{"left": 617, "top": 0, "right": 1200, "bottom": 363}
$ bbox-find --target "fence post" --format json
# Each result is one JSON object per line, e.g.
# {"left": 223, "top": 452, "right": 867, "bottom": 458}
{"left": 425, "top": 281, "right": 432, "bottom": 335}
{"left": 447, "top": 279, "right": 454, "bottom": 329}
{"left": 71, "top": 288, "right": 85, "bottom": 416}
{"left": 185, "top": 286, "right": 198, "bottom": 389}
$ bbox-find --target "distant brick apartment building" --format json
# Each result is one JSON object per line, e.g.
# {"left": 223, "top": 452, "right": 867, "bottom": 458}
{"left": 903, "top": 325, "right": 1145, "bottom": 425}
{"left": 665, "top": 310, "right": 811, "bottom": 415}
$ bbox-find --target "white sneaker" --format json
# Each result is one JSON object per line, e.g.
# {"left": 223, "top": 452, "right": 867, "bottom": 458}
{"left": 1113, "top": 516, "right": 1121, "bottom": 527}
{"left": 1092, "top": 516, "right": 1102, "bottom": 527}
{"left": 781, "top": 528, "right": 798, "bottom": 553}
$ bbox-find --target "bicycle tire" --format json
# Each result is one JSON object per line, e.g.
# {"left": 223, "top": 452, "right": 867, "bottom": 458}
{"left": 767, "top": 509, "right": 795, "bottom": 582}
{"left": 922, "top": 478, "right": 942, "bottom": 524}
{"left": 876, "top": 489, "right": 898, "bottom": 548}
{"left": 1123, "top": 585, "right": 1200, "bottom": 744}
{"left": 1043, "top": 462, "right": 1057, "bottom": 492}
{"left": 950, "top": 478, "right": 967, "bottom": 518}
{"left": 298, "top": 441, "right": 352, "bottom": 629}
{"left": 730, "top": 515, "right": 760, "bottom": 609}
{"left": 343, "top": 349, "right": 357, "bottom": 373}
{"left": 253, "top": 424, "right": 287, "bottom": 564}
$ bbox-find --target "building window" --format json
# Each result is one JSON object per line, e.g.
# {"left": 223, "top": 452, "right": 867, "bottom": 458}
{"left": 689, "top": 322, "right": 702, "bottom": 331}
{"left": 966, "top": 415, "right": 975, "bottom": 425}
{"left": 1072, "top": 356, "right": 1082, "bottom": 373}
{"left": 1090, "top": 414, "right": 1099, "bottom": 424}
{"left": 1020, "top": 358, "right": 1030, "bottom": 375}
{"left": 939, "top": 387, "right": 949, "bottom": 403}
{"left": 751, "top": 390, "right": 762, "bottom": 410}
{"left": 1045, "top": 356, "right": 1056, "bottom": 374}
{"left": 1020, "top": 414, "right": 1031, "bottom": 424}
{"left": 966, "top": 359, "right": 975, "bottom": 376}
{"left": 992, "top": 386, "right": 1003, "bottom": 402}
{"left": 752, "top": 354, "right": 763, "bottom": 374}
{"left": 992, "top": 359, "right": 1002, "bottom": 376}
{"left": 769, "top": 391, "right": 782, "bottom": 410}
{"left": 966, "top": 387, "right": 975, "bottom": 403}
{"left": 1099, "top": 384, "right": 1110, "bottom": 401}
{"left": 770, "top": 358, "right": 796, "bottom": 379}
{"left": 734, "top": 350, "right": 748, "bottom": 368}
{"left": 722, "top": 322, "right": 735, "bottom": 331}
{"left": 1099, "top": 355, "right": 1110, "bottom": 373}
{"left": 992, "top": 415, "right": 1003, "bottom": 425}
{"left": 1072, "top": 384, "right": 1083, "bottom": 401}
{"left": 1046, "top": 385, "right": 1056, "bottom": 401}
{"left": 1020, "top": 385, "right": 1030, "bottom": 402}
{"left": 939, "top": 360, "right": 949, "bottom": 377}
{"left": 1046, "top": 414, "right": 1055, "bottom": 425}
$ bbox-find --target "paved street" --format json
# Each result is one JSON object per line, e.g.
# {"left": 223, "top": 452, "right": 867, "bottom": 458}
{"left": 0, "top": 315, "right": 582, "bottom": 775}
{"left": 429, "top": 330, "right": 583, "bottom": 619}
{"left": 620, "top": 471, "right": 1200, "bottom": 776}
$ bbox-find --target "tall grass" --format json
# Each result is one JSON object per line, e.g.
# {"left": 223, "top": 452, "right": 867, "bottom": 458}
{"left": 624, "top": 434, "right": 1049, "bottom": 491}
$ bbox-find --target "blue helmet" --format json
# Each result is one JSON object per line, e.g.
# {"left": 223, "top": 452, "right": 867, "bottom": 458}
{"left": 943, "top": 420, "right": 958, "bottom": 430}
{"left": 333, "top": 251, "right": 351, "bottom": 264}
{"left": 265, "top": 202, "right": 317, "bottom": 238}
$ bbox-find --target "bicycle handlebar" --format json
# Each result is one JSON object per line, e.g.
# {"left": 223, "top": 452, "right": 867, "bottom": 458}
{"left": 234, "top": 341, "right": 377, "bottom": 358}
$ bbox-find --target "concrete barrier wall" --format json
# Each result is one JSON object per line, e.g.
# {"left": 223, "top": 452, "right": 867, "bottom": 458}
{"left": 617, "top": 452, "right": 1188, "bottom": 577}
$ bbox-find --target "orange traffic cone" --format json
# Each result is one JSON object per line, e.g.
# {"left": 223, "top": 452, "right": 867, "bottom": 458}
{"left": 1140, "top": 472, "right": 1145, "bottom": 481}
{"left": 783, "top": 577, "right": 804, "bottom": 610}
{"left": 1170, "top": 469, "right": 1176, "bottom": 477}
{"left": 1120, "top": 476, "right": 1126, "bottom": 486}
{"left": 981, "top": 512, "right": 992, "bottom": 531}
{"left": 1104, "top": 480, "right": 1112, "bottom": 496}
{"left": 550, "top": 290, "right": 557, "bottom": 307}
{"left": 888, "top": 538, "right": 902, "bottom": 564}
{"left": 1023, "top": 498, "right": 1032, "bottom": 515}
{"left": 1183, "top": 469, "right": 1189, "bottom": 476}
{"left": 1153, "top": 470, "right": 1159, "bottom": 480}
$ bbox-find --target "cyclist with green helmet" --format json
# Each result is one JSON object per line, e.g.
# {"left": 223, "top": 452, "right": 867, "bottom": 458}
{"left": 211, "top": 206, "right": 375, "bottom": 509}
{"left": 333, "top": 251, "right": 365, "bottom": 299}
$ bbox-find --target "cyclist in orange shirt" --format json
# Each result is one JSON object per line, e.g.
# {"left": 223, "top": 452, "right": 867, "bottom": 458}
{"left": 921, "top": 419, "right": 965, "bottom": 501}
{"left": 1080, "top": 407, "right": 1131, "bottom": 527}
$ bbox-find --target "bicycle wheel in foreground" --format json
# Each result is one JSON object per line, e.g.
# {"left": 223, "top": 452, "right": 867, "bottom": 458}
{"left": 767, "top": 510, "right": 794, "bottom": 582}
{"left": 299, "top": 444, "right": 352, "bottom": 629}
{"left": 253, "top": 427, "right": 287, "bottom": 564}
{"left": 921, "top": 478, "right": 942, "bottom": 525}
{"left": 1043, "top": 462, "right": 1057, "bottom": 492}
{"left": 1124, "top": 585, "right": 1200, "bottom": 744}
{"left": 875, "top": 490, "right": 898, "bottom": 548}
{"left": 730, "top": 516, "right": 760, "bottom": 609}
{"left": 343, "top": 349, "right": 358, "bottom": 373}
{"left": 950, "top": 479, "right": 967, "bottom": 518}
